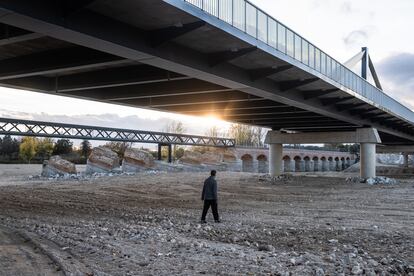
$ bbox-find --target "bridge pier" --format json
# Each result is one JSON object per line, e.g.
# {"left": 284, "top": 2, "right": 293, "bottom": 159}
{"left": 269, "top": 143, "right": 283, "bottom": 177}
{"left": 403, "top": 154, "right": 409, "bottom": 168}
{"left": 265, "top": 128, "right": 381, "bottom": 178}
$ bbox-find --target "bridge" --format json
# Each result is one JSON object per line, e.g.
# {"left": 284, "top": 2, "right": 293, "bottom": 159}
{"left": 0, "top": 0, "right": 413, "bottom": 178}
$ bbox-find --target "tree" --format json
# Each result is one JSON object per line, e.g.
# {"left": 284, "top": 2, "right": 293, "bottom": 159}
{"left": 0, "top": 135, "right": 20, "bottom": 161}
{"left": 80, "top": 140, "right": 92, "bottom": 158}
{"left": 53, "top": 139, "right": 73, "bottom": 155}
{"left": 163, "top": 121, "right": 186, "bottom": 160}
{"left": 36, "top": 138, "right": 54, "bottom": 161}
{"left": 19, "top": 137, "right": 37, "bottom": 163}
{"left": 104, "top": 141, "right": 132, "bottom": 160}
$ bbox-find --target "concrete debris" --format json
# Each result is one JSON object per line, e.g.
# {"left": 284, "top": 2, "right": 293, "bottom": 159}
{"left": 259, "top": 174, "right": 292, "bottom": 184}
{"left": 41, "top": 156, "right": 76, "bottom": 177}
{"left": 86, "top": 146, "right": 120, "bottom": 174}
{"left": 346, "top": 176, "right": 398, "bottom": 185}
{"left": 122, "top": 148, "right": 155, "bottom": 173}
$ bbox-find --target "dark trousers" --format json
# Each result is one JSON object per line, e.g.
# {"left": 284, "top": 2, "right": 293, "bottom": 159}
{"left": 201, "top": 199, "right": 219, "bottom": 221}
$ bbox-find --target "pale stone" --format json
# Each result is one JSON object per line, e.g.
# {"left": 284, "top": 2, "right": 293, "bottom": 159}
{"left": 42, "top": 155, "right": 77, "bottom": 177}
{"left": 122, "top": 148, "right": 155, "bottom": 172}
{"left": 86, "top": 146, "right": 120, "bottom": 174}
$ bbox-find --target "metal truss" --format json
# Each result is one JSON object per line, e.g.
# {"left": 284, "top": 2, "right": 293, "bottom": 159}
{"left": 0, "top": 117, "right": 235, "bottom": 147}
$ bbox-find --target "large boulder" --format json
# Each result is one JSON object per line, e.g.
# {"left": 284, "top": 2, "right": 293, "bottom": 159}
{"left": 178, "top": 151, "right": 202, "bottom": 165}
{"left": 201, "top": 151, "right": 223, "bottom": 165}
{"left": 122, "top": 148, "right": 155, "bottom": 172}
{"left": 86, "top": 146, "right": 120, "bottom": 174}
{"left": 42, "top": 155, "right": 77, "bottom": 177}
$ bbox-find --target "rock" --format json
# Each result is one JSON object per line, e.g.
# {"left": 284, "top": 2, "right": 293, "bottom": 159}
{"left": 122, "top": 148, "right": 155, "bottom": 172}
{"left": 257, "top": 244, "right": 274, "bottom": 252}
{"left": 178, "top": 151, "right": 202, "bottom": 165}
{"left": 314, "top": 267, "right": 325, "bottom": 276}
{"left": 41, "top": 156, "right": 76, "bottom": 177}
{"left": 351, "top": 265, "right": 363, "bottom": 275}
{"left": 366, "top": 178, "right": 376, "bottom": 185}
{"left": 86, "top": 147, "right": 120, "bottom": 174}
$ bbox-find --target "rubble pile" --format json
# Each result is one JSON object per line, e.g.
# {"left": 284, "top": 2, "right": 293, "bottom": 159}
{"left": 346, "top": 176, "right": 399, "bottom": 185}
{"left": 86, "top": 147, "right": 120, "bottom": 174}
{"left": 122, "top": 148, "right": 155, "bottom": 173}
{"left": 41, "top": 156, "right": 76, "bottom": 177}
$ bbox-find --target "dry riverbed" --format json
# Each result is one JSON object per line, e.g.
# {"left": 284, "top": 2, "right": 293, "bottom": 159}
{"left": 0, "top": 165, "right": 413, "bottom": 275}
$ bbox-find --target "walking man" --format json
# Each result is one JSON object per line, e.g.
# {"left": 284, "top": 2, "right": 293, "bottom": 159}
{"left": 200, "top": 170, "right": 220, "bottom": 223}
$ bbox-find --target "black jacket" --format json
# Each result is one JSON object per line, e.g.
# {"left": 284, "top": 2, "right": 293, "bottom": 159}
{"left": 201, "top": 176, "right": 217, "bottom": 200}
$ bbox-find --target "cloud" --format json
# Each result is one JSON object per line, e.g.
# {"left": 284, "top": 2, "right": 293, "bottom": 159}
{"left": 340, "top": 1, "right": 353, "bottom": 13}
{"left": 343, "top": 29, "right": 369, "bottom": 46}
{"left": 377, "top": 53, "right": 414, "bottom": 110}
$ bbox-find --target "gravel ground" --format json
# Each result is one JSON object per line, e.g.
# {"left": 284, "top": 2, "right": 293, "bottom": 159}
{"left": 0, "top": 165, "right": 413, "bottom": 275}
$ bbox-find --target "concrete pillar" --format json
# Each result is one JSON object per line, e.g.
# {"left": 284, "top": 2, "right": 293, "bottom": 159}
{"left": 269, "top": 143, "right": 283, "bottom": 177}
{"left": 360, "top": 143, "right": 376, "bottom": 178}
{"left": 305, "top": 160, "right": 311, "bottom": 172}
{"left": 336, "top": 160, "right": 342, "bottom": 171}
{"left": 321, "top": 160, "right": 328, "bottom": 171}
{"left": 403, "top": 154, "right": 409, "bottom": 168}
{"left": 309, "top": 160, "right": 314, "bottom": 172}
{"left": 329, "top": 160, "right": 335, "bottom": 171}
{"left": 313, "top": 160, "right": 320, "bottom": 172}
{"left": 290, "top": 160, "right": 296, "bottom": 172}
{"left": 299, "top": 160, "right": 305, "bottom": 172}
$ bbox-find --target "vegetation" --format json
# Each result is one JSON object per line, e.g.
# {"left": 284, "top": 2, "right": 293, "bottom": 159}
{"left": 53, "top": 139, "right": 73, "bottom": 155}
{"left": 228, "top": 124, "right": 265, "bottom": 147}
{"left": 104, "top": 141, "right": 133, "bottom": 160}
{"left": 163, "top": 121, "right": 186, "bottom": 160}
{"left": 19, "top": 137, "right": 38, "bottom": 163}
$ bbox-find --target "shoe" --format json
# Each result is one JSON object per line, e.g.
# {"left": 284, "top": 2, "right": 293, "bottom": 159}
{"left": 200, "top": 220, "right": 207, "bottom": 224}
{"left": 214, "top": 220, "right": 221, "bottom": 223}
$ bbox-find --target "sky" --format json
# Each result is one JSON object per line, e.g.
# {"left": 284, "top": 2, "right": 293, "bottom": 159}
{"left": 0, "top": 0, "right": 413, "bottom": 138}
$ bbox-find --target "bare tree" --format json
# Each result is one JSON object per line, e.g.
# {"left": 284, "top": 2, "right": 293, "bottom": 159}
{"left": 163, "top": 121, "right": 186, "bottom": 160}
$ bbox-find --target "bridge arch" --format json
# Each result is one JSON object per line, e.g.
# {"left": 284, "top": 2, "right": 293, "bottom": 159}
{"left": 328, "top": 157, "right": 334, "bottom": 171}
{"left": 294, "top": 156, "right": 302, "bottom": 172}
{"left": 341, "top": 157, "right": 346, "bottom": 170}
{"left": 312, "top": 156, "right": 320, "bottom": 172}
{"left": 241, "top": 154, "right": 254, "bottom": 172}
{"left": 321, "top": 156, "right": 328, "bottom": 171}
{"left": 304, "top": 156, "right": 311, "bottom": 172}
{"left": 283, "top": 155, "right": 292, "bottom": 172}
{"left": 257, "top": 154, "right": 268, "bottom": 173}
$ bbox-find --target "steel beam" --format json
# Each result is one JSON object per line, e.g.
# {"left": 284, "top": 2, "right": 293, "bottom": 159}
{"left": 302, "top": 89, "right": 340, "bottom": 100}
{"left": 150, "top": 21, "right": 206, "bottom": 47}
{"left": 277, "top": 78, "right": 320, "bottom": 92}
{"left": 114, "top": 91, "right": 262, "bottom": 108}
{"left": 54, "top": 65, "right": 189, "bottom": 92}
{"left": 208, "top": 47, "right": 257, "bottom": 67}
{"left": 63, "top": 79, "right": 233, "bottom": 101}
{"left": 248, "top": 65, "right": 293, "bottom": 81}
{"left": 0, "top": 46, "right": 127, "bottom": 80}
{"left": 0, "top": 23, "right": 44, "bottom": 45}
{"left": 0, "top": 117, "right": 235, "bottom": 147}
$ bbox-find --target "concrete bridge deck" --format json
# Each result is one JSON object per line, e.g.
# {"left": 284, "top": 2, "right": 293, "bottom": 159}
{"left": 0, "top": 0, "right": 413, "bottom": 146}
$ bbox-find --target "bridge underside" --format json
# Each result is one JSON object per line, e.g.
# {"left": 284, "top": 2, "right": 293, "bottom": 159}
{"left": 0, "top": 0, "right": 413, "bottom": 145}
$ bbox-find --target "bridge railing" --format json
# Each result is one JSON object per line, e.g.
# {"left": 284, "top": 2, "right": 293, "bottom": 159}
{"left": 184, "top": 0, "right": 414, "bottom": 123}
